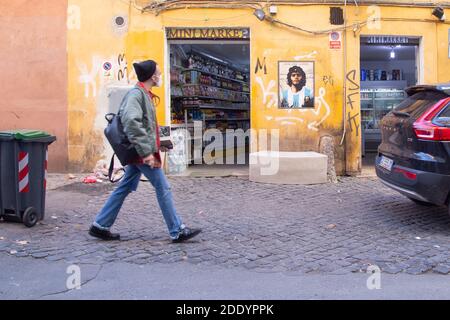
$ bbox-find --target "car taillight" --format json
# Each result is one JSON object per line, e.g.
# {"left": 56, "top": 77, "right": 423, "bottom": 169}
{"left": 393, "top": 167, "right": 417, "bottom": 180}
{"left": 413, "top": 98, "right": 450, "bottom": 141}
{"left": 413, "top": 125, "right": 450, "bottom": 140}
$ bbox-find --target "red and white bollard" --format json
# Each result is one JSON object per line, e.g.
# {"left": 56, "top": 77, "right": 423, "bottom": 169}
{"left": 18, "top": 151, "right": 30, "bottom": 193}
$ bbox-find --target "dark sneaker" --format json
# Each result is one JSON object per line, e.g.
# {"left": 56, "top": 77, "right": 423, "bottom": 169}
{"left": 89, "top": 225, "right": 120, "bottom": 241}
{"left": 172, "top": 227, "right": 202, "bottom": 243}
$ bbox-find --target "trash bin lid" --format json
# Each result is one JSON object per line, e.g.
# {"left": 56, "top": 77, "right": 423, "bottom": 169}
{"left": 0, "top": 130, "right": 56, "bottom": 143}
{"left": 0, "top": 132, "right": 14, "bottom": 141}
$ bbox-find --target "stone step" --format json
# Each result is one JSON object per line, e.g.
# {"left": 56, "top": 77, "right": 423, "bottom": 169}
{"left": 249, "top": 151, "right": 327, "bottom": 185}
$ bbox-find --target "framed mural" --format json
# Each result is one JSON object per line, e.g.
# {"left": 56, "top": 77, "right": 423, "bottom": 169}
{"left": 278, "top": 61, "right": 315, "bottom": 108}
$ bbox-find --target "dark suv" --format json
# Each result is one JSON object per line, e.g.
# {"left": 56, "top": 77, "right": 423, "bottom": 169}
{"left": 376, "top": 83, "right": 450, "bottom": 213}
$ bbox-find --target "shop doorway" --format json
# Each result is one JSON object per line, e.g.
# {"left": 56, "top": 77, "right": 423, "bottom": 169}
{"left": 167, "top": 40, "right": 250, "bottom": 176}
{"left": 360, "top": 36, "right": 420, "bottom": 173}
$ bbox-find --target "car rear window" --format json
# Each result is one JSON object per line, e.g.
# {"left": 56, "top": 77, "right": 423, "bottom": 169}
{"left": 436, "top": 104, "right": 450, "bottom": 118}
{"left": 394, "top": 91, "right": 448, "bottom": 118}
{"left": 433, "top": 103, "right": 450, "bottom": 127}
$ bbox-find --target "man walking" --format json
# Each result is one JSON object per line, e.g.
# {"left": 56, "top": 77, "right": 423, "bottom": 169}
{"left": 89, "top": 60, "right": 201, "bottom": 243}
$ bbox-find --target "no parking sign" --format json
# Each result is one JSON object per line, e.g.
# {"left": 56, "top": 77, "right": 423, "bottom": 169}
{"left": 103, "top": 62, "right": 112, "bottom": 71}
{"left": 103, "top": 61, "right": 113, "bottom": 79}
{"left": 330, "top": 32, "right": 342, "bottom": 50}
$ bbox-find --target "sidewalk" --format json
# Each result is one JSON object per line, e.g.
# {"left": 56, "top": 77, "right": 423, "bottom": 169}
{"left": 1, "top": 175, "right": 450, "bottom": 277}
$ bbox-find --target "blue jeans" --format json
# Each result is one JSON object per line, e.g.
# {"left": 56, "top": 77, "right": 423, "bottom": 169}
{"left": 93, "top": 164, "right": 184, "bottom": 239}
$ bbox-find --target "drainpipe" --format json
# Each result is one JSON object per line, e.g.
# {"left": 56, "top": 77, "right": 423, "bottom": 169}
{"left": 340, "top": 0, "right": 348, "bottom": 147}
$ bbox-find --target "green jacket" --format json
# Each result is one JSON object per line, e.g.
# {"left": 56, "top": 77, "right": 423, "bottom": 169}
{"left": 119, "top": 85, "right": 158, "bottom": 158}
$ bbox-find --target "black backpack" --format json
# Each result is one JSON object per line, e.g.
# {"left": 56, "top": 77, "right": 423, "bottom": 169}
{"left": 104, "top": 112, "right": 140, "bottom": 182}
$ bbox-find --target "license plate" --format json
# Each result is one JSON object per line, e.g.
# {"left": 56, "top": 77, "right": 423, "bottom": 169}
{"left": 379, "top": 156, "right": 394, "bottom": 171}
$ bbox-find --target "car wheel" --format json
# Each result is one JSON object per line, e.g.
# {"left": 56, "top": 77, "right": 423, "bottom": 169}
{"left": 407, "top": 197, "right": 435, "bottom": 206}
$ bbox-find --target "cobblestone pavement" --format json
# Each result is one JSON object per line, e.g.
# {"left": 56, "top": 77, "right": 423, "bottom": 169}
{"left": 1, "top": 176, "right": 450, "bottom": 275}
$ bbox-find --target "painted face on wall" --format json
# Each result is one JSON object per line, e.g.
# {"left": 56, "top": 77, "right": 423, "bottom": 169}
{"left": 290, "top": 72, "right": 302, "bottom": 86}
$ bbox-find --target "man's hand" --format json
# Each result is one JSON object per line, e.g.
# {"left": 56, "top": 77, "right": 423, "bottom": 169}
{"left": 143, "top": 154, "right": 161, "bottom": 168}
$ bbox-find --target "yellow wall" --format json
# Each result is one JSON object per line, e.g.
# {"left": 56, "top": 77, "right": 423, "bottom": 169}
{"left": 67, "top": 0, "right": 129, "bottom": 171}
{"left": 437, "top": 23, "right": 450, "bottom": 83}
{"left": 67, "top": 1, "right": 450, "bottom": 174}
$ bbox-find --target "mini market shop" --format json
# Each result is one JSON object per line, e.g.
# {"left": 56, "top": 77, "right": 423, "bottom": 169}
{"left": 360, "top": 35, "right": 420, "bottom": 155}
{"left": 65, "top": 1, "right": 450, "bottom": 175}
{"left": 167, "top": 28, "right": 251, "bottom": 172}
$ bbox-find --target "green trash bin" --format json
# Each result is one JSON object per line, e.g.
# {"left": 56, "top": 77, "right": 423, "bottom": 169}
{"left": 0, "top": 130, "right": 56, "bottom": 227}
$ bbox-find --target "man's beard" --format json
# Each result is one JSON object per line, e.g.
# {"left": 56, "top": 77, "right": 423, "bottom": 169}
{"left": 293, "top": 83, "right": 304, "bottom": 91}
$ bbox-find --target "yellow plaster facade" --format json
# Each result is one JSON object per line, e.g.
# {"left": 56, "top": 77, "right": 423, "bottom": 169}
{"left": 67, "top": 1, "right": 450, "bottom": 174}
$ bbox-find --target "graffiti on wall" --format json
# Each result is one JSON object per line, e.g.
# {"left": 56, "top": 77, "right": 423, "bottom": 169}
{"left": 294, "top": 51, "right": 318, "bottom": 60}
{"left": 254, "top": 56, "right": 277, "bottom": 109}
{"left": 117, "top": 54, "right": 127, "bottom": 82}
{"left": 255, "top": 54, "right": 331, "bottom": 132}
{"left": 345, "top": 69, "right": 360, "bottom": 136}
{"left": 254, "top": 57, "right": 267, "bottom": 75}
{"left": 255, "top": 76, "right": 277, "bottom": 109}
{"left": 78, "top": 56, "right": 102, "bottom": 98}
{"left": 77, "top": 53, "right": 131, "bottom": 98}
{"left": 323, "top": 75, "right": 334, "bottom": 86}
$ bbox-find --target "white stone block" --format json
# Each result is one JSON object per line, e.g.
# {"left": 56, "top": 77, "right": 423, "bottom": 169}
{"left": 249, "top": 151, "right": 328, "bottom": 185}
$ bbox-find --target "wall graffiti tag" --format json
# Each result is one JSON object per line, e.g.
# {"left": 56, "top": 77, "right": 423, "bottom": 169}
{"left": 254, "top": 53, "right": 332, "bottom": 132}
{"left": 347, "top": 112, "right": 360, "bottom": 135}
{"left": 294, "top": 51, "right": 318, "bottom": 60}
{"left": 77, "top": 56, "right": 103, "bottom": 98}
{"left": 117, "top": 53, "right": 128, "bottom": 82}
{"left": 77, "top": 53, "right": 129, "bottom": 98}
{"left": 345, "top": 69, "right": 360, "bottom": 136}
{"left": 306, "top": 87, "right": 331, "bottom": 131}
{"left": 255, "top": 57, "right": 267, "bottom": 74}
{"left": 323, "top": 75, "right": 334, "bottom": 86}
{"left": 255, "top": 76, "right": 277, "bottom": 109}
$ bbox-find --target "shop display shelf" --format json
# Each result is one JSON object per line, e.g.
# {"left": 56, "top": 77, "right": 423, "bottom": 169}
{"left": 172, "top": 96, "right": 249, "bottom": 103}
{"left": 176, "top": 66, "right": 250, "bottom": 85}
{"left": 182, "top": 104, "right": 249, "bottom": 111}
{"left": 204, "top": 118, "right": 250, "bottom": 121}
{"left": 182, "top": 84, "right": 250, "bottom": 95}
{"left": 373, "top": 98, "right": 404, "bottom": 101}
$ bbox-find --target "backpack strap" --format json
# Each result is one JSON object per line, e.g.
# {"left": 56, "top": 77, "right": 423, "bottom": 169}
{"left": 108, "top": 153, "right": 125, "bottom": 183}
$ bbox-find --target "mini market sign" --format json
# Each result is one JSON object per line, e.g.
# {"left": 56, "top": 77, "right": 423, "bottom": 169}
{"left": 166, "top": 28, "right": 250, "bottom": 40}
{"left": 366, "top": 36, "right": 409, "bottom": 44}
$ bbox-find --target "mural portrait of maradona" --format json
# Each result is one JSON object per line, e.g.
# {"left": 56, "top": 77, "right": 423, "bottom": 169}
{"left": 279, "top": 61, "right": 315, "bottom": 109}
